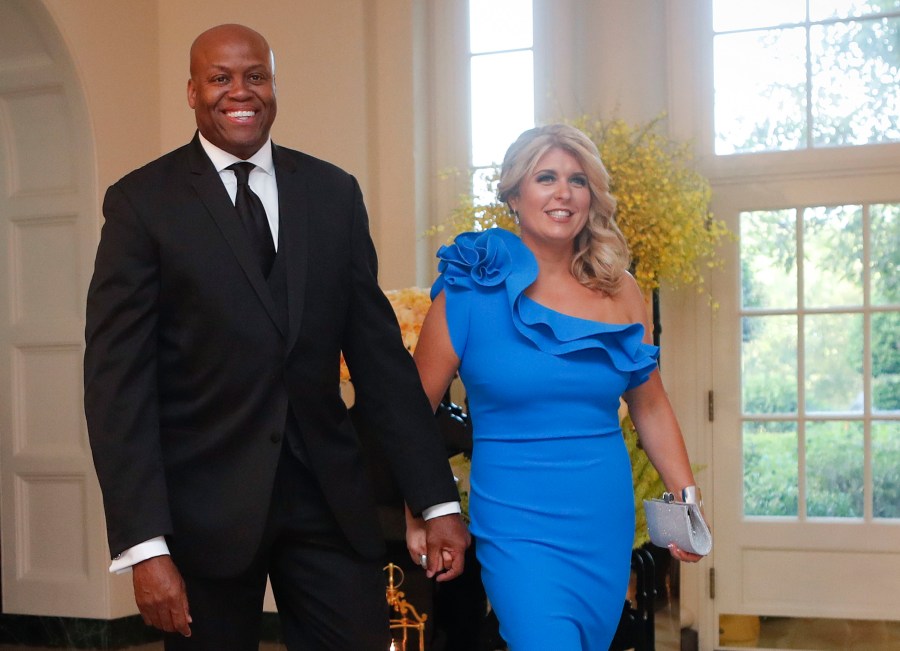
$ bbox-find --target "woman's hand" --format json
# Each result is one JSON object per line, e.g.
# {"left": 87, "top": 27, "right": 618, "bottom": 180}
{"left": 668, "top": 503, "right": 710, "bottom": 563}
{"left": 404, "top": 505, "right": 427, "bottom": 565}
{"left": 668, "top": 544, "right": 704, "bottom": 563}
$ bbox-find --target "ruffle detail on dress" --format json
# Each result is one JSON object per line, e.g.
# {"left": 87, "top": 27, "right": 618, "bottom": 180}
{"left": 432, "top": 228, "right": 659, "bottom": 381}
{"left": 431, "top": 231, "right": 513, "bottom": 298}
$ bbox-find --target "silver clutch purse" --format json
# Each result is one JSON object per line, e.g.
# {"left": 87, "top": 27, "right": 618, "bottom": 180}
{"left": 643, "top": 492, "right": 712, "bottom": 556}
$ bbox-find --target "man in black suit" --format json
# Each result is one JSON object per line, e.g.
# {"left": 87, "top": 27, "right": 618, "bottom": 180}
{"left": 84, "top": 23, "right": 468, "bottom": 651}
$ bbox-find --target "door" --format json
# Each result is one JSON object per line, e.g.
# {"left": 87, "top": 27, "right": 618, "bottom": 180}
{"left": 0, "top": 0, "right": 126, "bottom": 618}
{"left": 709, "top": 173, "right": 900, "bottom": 643}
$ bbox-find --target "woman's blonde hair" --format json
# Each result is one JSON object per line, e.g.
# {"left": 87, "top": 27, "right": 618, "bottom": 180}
{"left": 497, "top": 124, "right": 630, "bottom": 294}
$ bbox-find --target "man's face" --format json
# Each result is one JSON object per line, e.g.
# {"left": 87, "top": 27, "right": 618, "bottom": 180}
{"left": 188, "top": 26, "right": 277, "bottom": 159}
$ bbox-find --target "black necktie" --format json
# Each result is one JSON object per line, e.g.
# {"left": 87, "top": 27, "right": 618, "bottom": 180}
{"left": 228, "top": 162, "right": 275, "bottom": 276}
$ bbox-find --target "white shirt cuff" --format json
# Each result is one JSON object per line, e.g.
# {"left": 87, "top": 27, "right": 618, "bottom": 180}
{"left": 109, "top": 536, "right": 170, "bottom": 574}
{"left": 422, "top": 501, "right": 461, "bottom": 520}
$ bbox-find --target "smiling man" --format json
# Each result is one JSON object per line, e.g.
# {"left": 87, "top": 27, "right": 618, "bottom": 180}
{"left": 84, "top": 24, "right": 468, "bottom": 651}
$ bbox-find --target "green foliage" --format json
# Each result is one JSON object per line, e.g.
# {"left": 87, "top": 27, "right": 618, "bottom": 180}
{"left": 806, "top": 422, "right": 864, "bottom": 517}
{"left": 872, "top": 312, "right": 900, "bottom": 410}
{"left": 873, "top": 422, "right": 900, "bottom": 518}
{"left": 743, "top": 427, "right": 799, "bottom": 516}
{"left": 742, "top": 365, "right": 799, "bottom": 416}
{"left": 874, "top": 376, "right": 900, "bottom": 411}
{"left": 623, "top": 414, "right": 665, "bottom": 548}
{"left": 744, "top": 422, "right": 900, "bottom": 518}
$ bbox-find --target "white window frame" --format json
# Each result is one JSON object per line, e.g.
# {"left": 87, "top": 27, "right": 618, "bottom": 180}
{"left": 668, "top": 3, "right": 900, "bottom": 648}
{"left": 667, "top": 1, "right": 900, "bottom": 184}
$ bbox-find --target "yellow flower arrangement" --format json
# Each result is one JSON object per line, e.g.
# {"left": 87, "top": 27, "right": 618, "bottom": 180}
{"left": 339, "top": 287, "right": 431, "bottom": 382}
{"left": 429, "top": 115, "right": 730, "bottom": 294}
{"left": 570, "top": 114, "right": 729, "bottom": 292}
{"left": 386, "top": 287, "right": 432, "bottom": 353}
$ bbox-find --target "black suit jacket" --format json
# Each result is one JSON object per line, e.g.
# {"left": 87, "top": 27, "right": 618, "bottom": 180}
{"left": 84, "top": 134, "right": 457, "bottom": 577}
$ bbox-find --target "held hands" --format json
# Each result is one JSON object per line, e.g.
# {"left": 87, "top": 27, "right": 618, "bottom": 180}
{"left": 132, "top": 555, "right": 192, "bottom": 637}
{"left": 405, "top": 509, "right": 470, "bottom": 582}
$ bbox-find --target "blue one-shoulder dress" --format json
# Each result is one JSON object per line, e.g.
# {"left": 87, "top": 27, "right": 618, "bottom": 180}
{"left": 432, "top": 228, "right": 659, "bottom": 650}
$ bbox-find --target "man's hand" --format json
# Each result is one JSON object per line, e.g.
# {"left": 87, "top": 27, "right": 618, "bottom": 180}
{"left": 132, "top": 555, "right": 192, "bottom": 637}
{"left": 423, "top": 513, "right": 470, "bottom": 582}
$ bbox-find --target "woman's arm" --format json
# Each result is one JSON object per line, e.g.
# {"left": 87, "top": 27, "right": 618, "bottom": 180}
{"left": 405, "top": 291, "right": 464, "bottom": 563}
{"left": 619, "top": 276, "right": 705, "bottom": 562}
{"left": 413, "top": 291, "right": 462, "bottom": 410}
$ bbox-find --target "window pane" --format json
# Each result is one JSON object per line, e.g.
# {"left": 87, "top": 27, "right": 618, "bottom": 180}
{"left": 873, "top": 313, "right": 900, "bottom": 412}
{"left": 470, "top": 50, "right": 534, "bottom": 167}
{"left": 810, "top": 0, "right": 900, "bottom": 21}
{"left": 743, "top": 316, "right": 798, "bottom": 415}
{"left": 871, "top": 204, "right": 900, "bottom": 305}
{"left": 712, "top": 0, "right": 805, "bottom": 32}
{"left": 811, "top": 18, "right": 900, "bottom": 147}
{"left": 803, "top": 205, "right": 863, "bottom": 308}
{"left": 741, "top": 210, "right": 797, "bottom": 310}
{"left": 806, "top": 421, "right": 863, "bottom": 517}
{"left": 744, "top": 421, "right": 798, "bottom": 516}
{"left": 471, "top": 167, "right": 499, "bottom": 206}
{"left": 873, "top": 420, "right": 900, "bottom": 518}
{"left": 714, "top": 28, "right": 807, "bottom": 154}
{"left": 469, "top": 0, "right": 532, "bottom": 54}
{"left": 805, "top": 314, "right": 863, "bottom": 413}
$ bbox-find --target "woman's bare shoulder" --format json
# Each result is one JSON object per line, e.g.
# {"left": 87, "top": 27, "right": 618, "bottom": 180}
{"left": 615, "top": 272, "right": 651, "bottom": 325}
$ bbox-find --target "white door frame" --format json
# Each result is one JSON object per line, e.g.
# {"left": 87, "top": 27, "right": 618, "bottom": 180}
{"left": 0, "top": 0, "right": 133, "bottom": 619}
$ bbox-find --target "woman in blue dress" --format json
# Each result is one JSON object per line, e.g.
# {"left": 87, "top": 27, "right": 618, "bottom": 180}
{"left": 406, "top": 124, "right": 706, "bottom": 650}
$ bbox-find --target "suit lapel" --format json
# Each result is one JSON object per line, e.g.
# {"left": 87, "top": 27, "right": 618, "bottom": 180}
{"left": 273, "top": 144, "right": 309, "bottom": 353}
{"left": 187, "top": 135, "right": 286, "bottom": 338}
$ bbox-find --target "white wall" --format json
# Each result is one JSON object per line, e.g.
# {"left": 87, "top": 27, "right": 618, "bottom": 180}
{"left": 45, "top": 0, "right": 425, "bottom": 290}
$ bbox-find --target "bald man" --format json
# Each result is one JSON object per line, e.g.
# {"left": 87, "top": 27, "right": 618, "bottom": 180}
{"left": 85, "top": 24, "right": 468, "bottom": 651}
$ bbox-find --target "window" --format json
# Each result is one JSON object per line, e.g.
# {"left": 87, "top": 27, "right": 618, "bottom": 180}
{"left": 468, "top": 0, "right": 534, "bottom": 202}
{"left": 713, "top": 0, "right": 900, "bottom": 155}
{"left": 740, "top": 203, "right": 900, "bottom": 518}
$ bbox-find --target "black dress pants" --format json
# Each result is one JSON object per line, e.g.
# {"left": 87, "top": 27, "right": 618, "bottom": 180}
{"left": 164, "top": 444, "right": 390, "bottom": 651}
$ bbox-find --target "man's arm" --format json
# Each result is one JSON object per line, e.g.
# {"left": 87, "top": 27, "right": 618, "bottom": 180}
{"left": 85, "top": 183, "right": 172, "bottom": 555}
{"left": 340, "top": 178, "right": 461, "bottom": 513}
{"left": 85, "top": 183, "right": 190, "bottom": 633}
{"left": 338, "top": 178, "right": 469, "bottom": 575}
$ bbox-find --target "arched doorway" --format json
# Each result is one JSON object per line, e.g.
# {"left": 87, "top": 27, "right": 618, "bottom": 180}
{"left": 0, "top": 0, "right": 114, "bottom": 618}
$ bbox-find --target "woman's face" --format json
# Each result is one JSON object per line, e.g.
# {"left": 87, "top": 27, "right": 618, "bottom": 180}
{"left": 508, "top": 147, "right": 591, "bottom": 248}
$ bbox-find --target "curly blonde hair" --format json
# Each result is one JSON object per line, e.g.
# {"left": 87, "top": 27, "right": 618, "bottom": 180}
{"left": 497, "top": 124, "right": 630, "bottom": 294}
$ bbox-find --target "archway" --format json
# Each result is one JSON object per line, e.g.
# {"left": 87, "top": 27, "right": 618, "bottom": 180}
{"left": 0, "top": 0, "right": 111, "bottom": 618}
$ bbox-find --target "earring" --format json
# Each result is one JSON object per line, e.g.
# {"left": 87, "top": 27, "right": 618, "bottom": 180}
{"left": 511, "top": 210, "right": 520, "bottom": 225}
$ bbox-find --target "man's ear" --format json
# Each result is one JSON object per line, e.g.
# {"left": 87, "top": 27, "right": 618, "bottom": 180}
{"left": 187, "top": 79, "right": 196, "bottom": 109}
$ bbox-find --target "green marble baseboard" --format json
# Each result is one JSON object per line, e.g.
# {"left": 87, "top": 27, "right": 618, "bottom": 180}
{"left": 0, "top": 613, "right": 284, "bottom": 648}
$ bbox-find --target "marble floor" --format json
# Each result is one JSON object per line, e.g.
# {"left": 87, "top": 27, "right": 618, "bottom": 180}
{"left": 730, "top": 615, "right": 900, "bottom": 651}
{"left": 9, "top": 609, "right": 898, "bottom": 651}
{"left": 0, "top": 612, "right": 680, "bottom": 651}
{"left": 0, "top": 616, "right": 677, "bottom": 651}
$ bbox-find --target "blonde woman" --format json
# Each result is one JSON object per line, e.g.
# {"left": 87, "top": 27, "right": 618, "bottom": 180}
{"left": 407, "top": 124, "right": 706, "bottom": 650}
